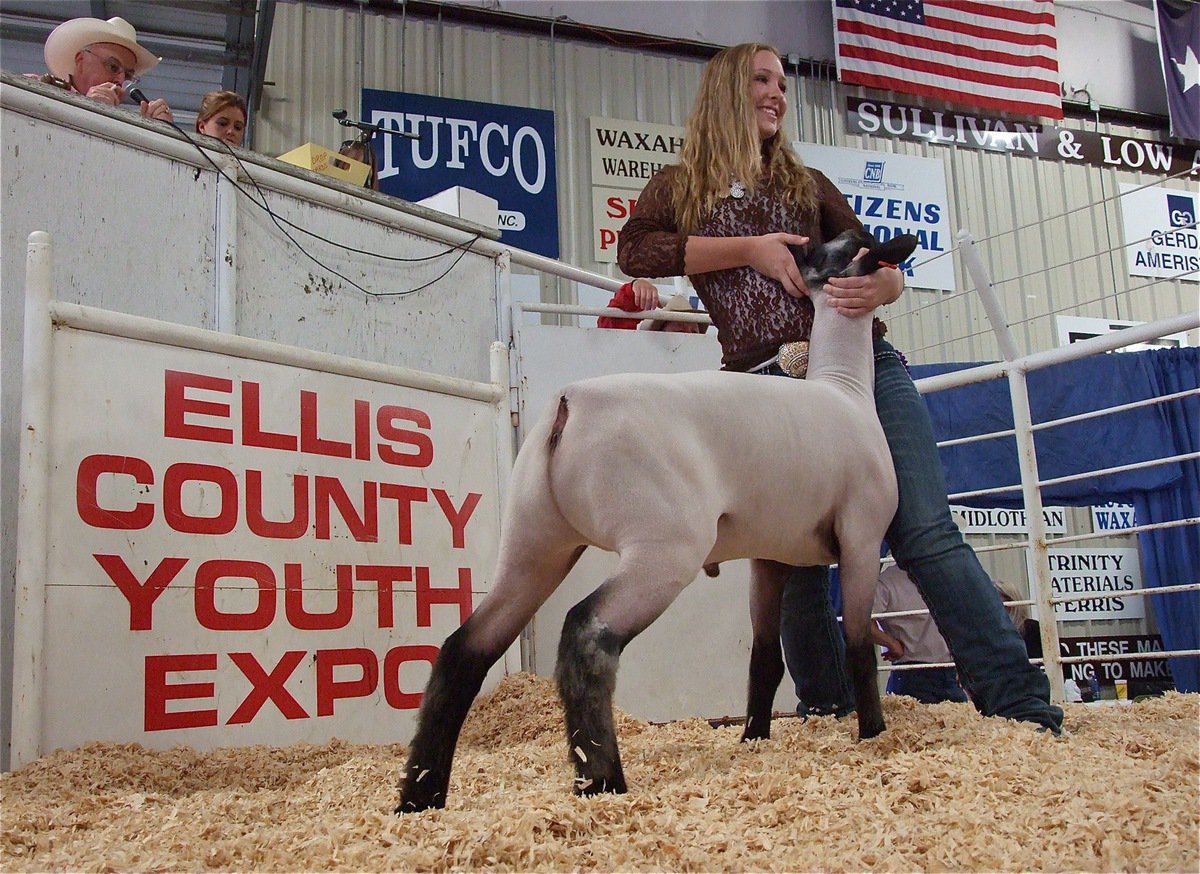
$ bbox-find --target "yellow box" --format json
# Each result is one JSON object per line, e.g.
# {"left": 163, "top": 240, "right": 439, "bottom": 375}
{"left": 277, "top": 142, "right": 371, "bottom": 186}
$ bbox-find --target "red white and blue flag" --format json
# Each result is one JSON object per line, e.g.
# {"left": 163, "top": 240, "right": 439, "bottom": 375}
{"left": 833, "top": 0, "right": 1063, "bottom": 119}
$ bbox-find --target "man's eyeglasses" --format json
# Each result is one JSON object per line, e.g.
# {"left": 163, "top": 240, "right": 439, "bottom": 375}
{"left": 83, "top": 48, "right": 137, "bottom": 81}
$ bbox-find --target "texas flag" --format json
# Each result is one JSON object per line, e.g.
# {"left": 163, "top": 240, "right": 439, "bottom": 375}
{"left": 1156, "top": 0, "right": 1200, "bottom": 142}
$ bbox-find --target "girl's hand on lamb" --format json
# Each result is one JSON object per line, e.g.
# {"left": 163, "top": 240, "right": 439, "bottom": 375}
{"left": 748, "top": 233, "right": 810, "bottom": 298}
{"left": 824, "top": 248, "right": 904, "bottom": 316}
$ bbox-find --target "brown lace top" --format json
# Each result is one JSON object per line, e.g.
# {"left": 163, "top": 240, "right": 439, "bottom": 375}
{"left": 618, "top": 165, "right": 887, "bottom": 371}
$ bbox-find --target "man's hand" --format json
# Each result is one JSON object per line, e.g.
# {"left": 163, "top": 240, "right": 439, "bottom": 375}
{"left": 140, "top": 98, "right": 174, "bottom": 123}
{"left": 84, "top": 82, "right": 124, "bottom": 106}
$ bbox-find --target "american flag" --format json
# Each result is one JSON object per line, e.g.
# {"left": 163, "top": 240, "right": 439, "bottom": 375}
{"left": 833, "top": 0, "right": 1062, "bottom": 119}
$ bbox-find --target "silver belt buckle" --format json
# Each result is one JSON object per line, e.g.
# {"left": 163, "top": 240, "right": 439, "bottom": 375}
{"left": 778, "top": 340, "right": 810, "bottom": 379}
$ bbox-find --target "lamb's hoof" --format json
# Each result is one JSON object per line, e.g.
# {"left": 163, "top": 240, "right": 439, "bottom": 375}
{"left": 857, "top": 717, "right": 886, "bottom": 741}
{"left": 741, "top": 721, "right": 770, "bottom": 743}
{"left": 395, "top": 793, "right": 445, "bottom": 814}
{"left": 575, "top": 774, "right": 628, "bottom": 796}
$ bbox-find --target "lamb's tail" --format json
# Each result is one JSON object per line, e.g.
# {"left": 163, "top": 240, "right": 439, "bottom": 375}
{"left": 543, "top": 395, "right": 590, "bottom": 571}
{"left": 548, "top": 395, "right": 569, "bottom": 452}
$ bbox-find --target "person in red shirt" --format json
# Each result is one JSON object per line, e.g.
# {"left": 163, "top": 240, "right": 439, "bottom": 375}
{"left": 598, "top": 280, "right": 707, "bottom": 333}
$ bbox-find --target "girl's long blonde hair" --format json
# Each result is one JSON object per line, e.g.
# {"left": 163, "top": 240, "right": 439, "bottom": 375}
{"left": 671, "top": 43, "right": 816, "bottom": 235}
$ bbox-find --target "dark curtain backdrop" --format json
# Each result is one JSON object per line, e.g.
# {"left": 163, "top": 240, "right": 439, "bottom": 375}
{"left": 909, "top": 347, "right": 1199, "bottom": 691}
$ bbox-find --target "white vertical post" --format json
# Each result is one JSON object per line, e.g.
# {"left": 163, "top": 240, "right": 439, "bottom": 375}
{"left": 1007, "top": 366, "right": 1065, "bottom": 704}
{"left": 214, "top": 154, "right": 239, "bottom": 334}
{"left": 958, "top": 230, "right": 1020, "bottom": 362}
{"left": 959, "top": 228, "right": 1064, "bottom": 703}
{"left": 11, "top": 232, "right": 55, "bottom": 768}
{"left": 489, "top": 340, "right": 519, "bottom": 675}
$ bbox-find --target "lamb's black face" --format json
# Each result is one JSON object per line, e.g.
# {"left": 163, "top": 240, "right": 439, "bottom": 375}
{"left": 788, "top": 230, "right": 919, "bottom": 287}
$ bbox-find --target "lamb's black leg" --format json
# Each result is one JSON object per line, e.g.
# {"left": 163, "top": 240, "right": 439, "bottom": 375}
{"left": 397, "top": 622, "right": 498, "bottom": 813}
{"left": 742, "top": 633, "right": 785, "bottom": 741}
{"left": 846, "top": 637, "right": 885, "bottom": 740}
{"left": 555, "top": 592, "right": 628, "bottom": 795}
{"left": 743, "top": 559, "right": 787, "bottom": 742}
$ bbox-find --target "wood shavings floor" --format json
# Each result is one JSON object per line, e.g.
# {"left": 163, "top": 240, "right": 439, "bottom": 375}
{"left": 3, "top": 673, "right": 1197, "bottom": 872}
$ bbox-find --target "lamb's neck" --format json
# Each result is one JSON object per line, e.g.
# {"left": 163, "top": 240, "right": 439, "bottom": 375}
{"left": 804, "top": 291, "right": 876, "bottom": 401}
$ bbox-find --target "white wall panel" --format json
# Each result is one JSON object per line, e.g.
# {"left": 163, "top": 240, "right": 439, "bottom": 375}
{"left": 260, "top": 1, "right": 1197, "bottom": 367}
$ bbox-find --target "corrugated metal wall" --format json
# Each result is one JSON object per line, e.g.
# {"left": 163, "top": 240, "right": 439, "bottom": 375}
{"left": 258, "top": 1, "right": 1197, "bottom": 366}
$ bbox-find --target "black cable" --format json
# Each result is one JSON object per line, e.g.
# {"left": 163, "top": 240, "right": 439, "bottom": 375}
{"left": 169, "top": 121, "right": 484, "bottom": 297}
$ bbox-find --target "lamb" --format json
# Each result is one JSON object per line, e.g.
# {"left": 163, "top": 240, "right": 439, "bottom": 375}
{"left": 397, "top": 230, "right": 919, "bottom": 812}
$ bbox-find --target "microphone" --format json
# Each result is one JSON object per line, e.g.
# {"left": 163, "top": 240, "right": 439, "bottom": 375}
{"left": 125, "top": 82, "right": 150, "bottom": 105}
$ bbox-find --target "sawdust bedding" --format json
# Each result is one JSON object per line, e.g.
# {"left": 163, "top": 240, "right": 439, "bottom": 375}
{"left": 3, "top": 673, "right": 1197, "bottom": 873}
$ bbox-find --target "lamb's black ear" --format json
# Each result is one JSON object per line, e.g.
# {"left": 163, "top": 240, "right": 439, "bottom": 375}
{"left": 875, "top": 234, "right": 919, "bottom": 266}
{"left": 851, "top": 233, "right": 919, "bottom": 274}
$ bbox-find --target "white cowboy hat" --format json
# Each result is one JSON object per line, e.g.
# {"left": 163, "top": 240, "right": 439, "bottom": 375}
{"left": 637, "top": 293, "right": 709, "bottom": 332}
{"left": 44, "top": 16, "right": 160, "bottom": 81}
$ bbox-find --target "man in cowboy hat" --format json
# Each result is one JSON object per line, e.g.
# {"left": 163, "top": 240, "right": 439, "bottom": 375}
{"left": 37, "top": 16, "right": 173, "bottom": 122}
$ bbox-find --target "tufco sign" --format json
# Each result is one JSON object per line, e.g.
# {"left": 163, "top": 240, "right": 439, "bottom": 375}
{"left": 847, "top": 97, "right": 1200, "bottom": 178}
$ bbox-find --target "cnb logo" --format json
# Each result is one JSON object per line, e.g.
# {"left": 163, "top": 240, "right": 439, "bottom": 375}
{"left": 1167, "top": 193, "right": 1196, "bottom": 229}
{"left": 863, "top": 161, "right": 885, "bottom": 184}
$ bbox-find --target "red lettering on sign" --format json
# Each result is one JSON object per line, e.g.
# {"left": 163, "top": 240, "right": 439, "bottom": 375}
{"left": 142, "top": 645, "right": 456, "bottom": 729}
{"left": 433, "top": 490, "right": 482, "bottom": 548}
{"left": 382, "top": 645, "right": 439, "bottom": 709}
{"left": 379, "top": 483, "right": 427, "bottom": 545}
{"left": 284, "top": 563, "right": 353, "bottom": 630}
{"left": 299, "top": 390, "right": 352, "bottom": 458}
{"left": 356, "top": 565, "right": 413, "bottom": 628}
{"left": 194, "top": 559, "right": 276, "bottom": 630}
{"left": 605, "top": 195, "right": 636, "bottom": 219}
{"left": 415, "top": 566, "right": 473, "bottom": 627}
{"left": 245, "top": 470, "right": 309, "bottom": 539}
{"left": 97, "top": 554, "right": 187, "bottom": 630}
{"left": 76, "top": 454, "right": 154, "bottom": 529}
{"left": 316, "top": 648, "right": 378, "bottom": 716}
{"left": 354, "top": 399, "right": 372, "bottom": 461}
{"left": 242, "top": 380, "right": 298, "bottom": 450}
{"left": 377, "top": 406, "right": 434, "bottom": 467}
{"left": 598, "top": 228, "right": 617, "bottom": 250}
{"left": 314, "top": 477, "right": 378, "bottom": 541}
{"left": 144, "top": 653, "right": 218, "bottom": 731}
{"left": 163, "top": 462, "right": 238, "bottom": 534}
{"left": 227, "top": 651, "right": 309, "bottom": 723}
{"left": 164, "top": 371, "right": 233, "bottom": 444}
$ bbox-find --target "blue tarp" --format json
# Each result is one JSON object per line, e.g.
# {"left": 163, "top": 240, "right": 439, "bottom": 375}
{"left": 910, "top": 347, "right": 1200, "bottom": 691}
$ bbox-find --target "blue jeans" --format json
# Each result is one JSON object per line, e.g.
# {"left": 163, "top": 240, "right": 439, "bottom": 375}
{"left": 886, "top": 665, "right": 968, "bottom": 704}
{"left": 777, "top": 340, "right": 1064, "bottom": 732}
{"left": 780, "top": 566, "right": 855, "bottom": 718}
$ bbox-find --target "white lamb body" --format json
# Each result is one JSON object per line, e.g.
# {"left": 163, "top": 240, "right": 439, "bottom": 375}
{"left": 398, "top": 233, "right": 911, "bottom": 812}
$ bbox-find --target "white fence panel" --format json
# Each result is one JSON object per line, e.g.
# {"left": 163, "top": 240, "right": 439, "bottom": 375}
{"left": 11, "top": 245, "right": 512, "bottom": 767}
